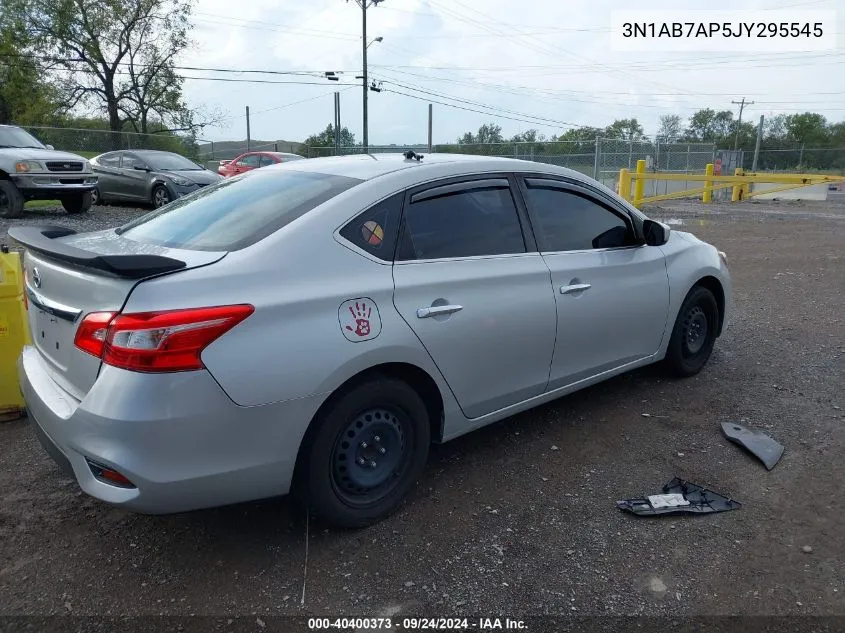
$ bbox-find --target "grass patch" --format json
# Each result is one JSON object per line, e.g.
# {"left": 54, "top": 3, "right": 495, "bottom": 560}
{"left": 24, "top": 199, "right": 62, "bottom": 208}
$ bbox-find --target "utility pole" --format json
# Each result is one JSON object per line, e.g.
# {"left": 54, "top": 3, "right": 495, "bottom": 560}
{"left": 351, "top": 0, "right": 382, "bottom": 154}
{"left": 751, "top": 115, "right": 764, "bottom": 172}
{"left": 428, "top": 103, "right": 433, "bottom": 153}
{"left": 245, "top": 105, "right": 251, "bottom": 151}
{"left": 334, "top": 92, "right": 341, "bottom": 155}
{"left": 731, "top": 97, "right": 755, "bottom": 151}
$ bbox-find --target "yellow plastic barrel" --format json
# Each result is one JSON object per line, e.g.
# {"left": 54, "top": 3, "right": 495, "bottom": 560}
{"left": 0, "top": 247, "right": 29, "bottom": 421}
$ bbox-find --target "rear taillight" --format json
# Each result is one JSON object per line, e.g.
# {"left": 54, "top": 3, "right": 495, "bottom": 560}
{"left": 74, "top": 312, "right": 117, "bottom": 357}
{"left": 74, "top": 305, "right": 253, "bottom": 373}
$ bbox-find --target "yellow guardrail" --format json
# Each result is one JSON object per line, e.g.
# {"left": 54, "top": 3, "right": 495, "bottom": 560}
{"left": 619, "top": 159, "right": 845, "bottom": 207}
{"left": 0, "top": 248, "right": 30, "bottom": 422}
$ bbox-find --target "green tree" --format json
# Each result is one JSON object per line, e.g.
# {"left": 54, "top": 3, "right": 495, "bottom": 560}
{"left": 656, "top": 114, "right": 682, "bottom": 142}
{"left": 510, "top": 129, "right": 545, "bottom": 143}
{"left": 554, "top": 126, "right": 603, "bottom": 142}
{"left": 10, "top": 0, "right": 199, "bottom": 146}
{"left": 458, "top": 123, "right": 504, "bottom": 145}
{"left": 785, "top": 112, "right": 828, "bottom": 146}
{"left": 299, "top": 124, "right": 355, "bottom": 154}
{"left": 0, "top": 9, "right": 62, "bottom": 124}
{"left": 684, "top": 109, "right": 734, "bottom": 143}
{"left": 604, "top": 118, "right": 644, "bottom": 141}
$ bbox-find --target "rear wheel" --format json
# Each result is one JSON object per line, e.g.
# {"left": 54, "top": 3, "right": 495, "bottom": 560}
{"left": 297, "top": 377, "right": 430, "bottom": 528}
{"left": 0, "top": 180, "right": 24, "bottom": 218}
{"left": 664, "top": 285, "right": 719, "bottom": 377}
{"left": 152, "top": 184, "right": 171, "bottom": 208}
{"left": 61, "top": 192, "right": 93, "bottom": 214}
{"left": 90, "top": 187, "right": 100, "bottom": 206}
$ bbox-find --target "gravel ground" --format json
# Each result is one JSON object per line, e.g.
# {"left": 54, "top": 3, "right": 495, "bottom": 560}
{"left": 0, "top": 199, "right": 843, "bottom": 624}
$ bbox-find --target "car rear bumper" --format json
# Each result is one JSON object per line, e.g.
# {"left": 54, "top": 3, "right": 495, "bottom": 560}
{"left": 18, "top": 345, "right": 321, "bottom": 514}
{"left": 11, "top": 174, "right": 97, "bottom": 197}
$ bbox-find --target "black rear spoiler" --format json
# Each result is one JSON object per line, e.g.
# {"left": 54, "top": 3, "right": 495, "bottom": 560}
{"left": 7, "top": 225, "right": 187, "bottom": 279}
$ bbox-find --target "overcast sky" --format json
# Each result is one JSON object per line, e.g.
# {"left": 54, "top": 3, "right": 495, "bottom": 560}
{"left": 183, "top": 0, "right": 844, "bottom": 145}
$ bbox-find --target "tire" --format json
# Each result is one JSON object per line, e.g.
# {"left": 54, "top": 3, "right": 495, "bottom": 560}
{"left": 297, "top": 377, "right": 431, "bottom": 528}
{"left": 152, "top": 184, "right": 171, "bottom": 208}
{"left": 664, "top": 285, "right": 720, "bottom": 377}
{"left": 90, "top": 187, "right": 100, "bottom": 206}
{"left": 61, "top": 191, "right": 93, "bottom": 214}
{"left": 0, "top": 180, "right": 25, "bottom": 219}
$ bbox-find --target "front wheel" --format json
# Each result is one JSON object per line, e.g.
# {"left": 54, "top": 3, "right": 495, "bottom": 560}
{"left": 61, "top": 191, "right": 93, "bottom": 214}
{"left": 297, "top": 377, "right": 431, "bottom": 528}
{"left": 152, "top": 185, "right": 171, "bottom": 208}
{"left": 664, "top": 285, "right": 720, "bottom": 377}
{"left": 0, "top": 180, "right": 24, "bottom": 218}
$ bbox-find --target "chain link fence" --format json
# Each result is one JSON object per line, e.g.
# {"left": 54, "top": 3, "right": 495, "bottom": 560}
{"left": 304, "top": 139, "right": 715, "bottom": 193}
{"left": 21, "top": 125, "right": 202, "bottom": 159}
{"left": 744, "top": 144, "right": 845, "bottom": 172}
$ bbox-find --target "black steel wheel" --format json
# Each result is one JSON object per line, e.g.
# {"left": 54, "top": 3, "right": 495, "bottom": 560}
{"left": 0, "top": 180, "right": 24, "bottom": 219}
{"left": 297, "top": 377, "right": 430, "bottom": 528}
{"left": 664, "top": 285, "right": 720, "bottom": 377}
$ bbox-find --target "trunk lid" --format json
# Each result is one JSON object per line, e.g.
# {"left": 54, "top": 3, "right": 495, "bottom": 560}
{"left": 13, "top": 227, "right": 225, "bottom": 399}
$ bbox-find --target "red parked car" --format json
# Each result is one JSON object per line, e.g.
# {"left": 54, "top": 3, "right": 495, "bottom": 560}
{"left": 217, "top": 151, "right": 304, "bottom": 177}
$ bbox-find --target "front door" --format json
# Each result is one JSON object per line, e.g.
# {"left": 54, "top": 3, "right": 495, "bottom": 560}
{"left": 517, "top": 178, "right": 671, "bottom": 390}
{"left": 120, "top": 153, "right": 152, "bottom": 201}
{"left": 392, "top": 177, "right": 557, "bottom": 419}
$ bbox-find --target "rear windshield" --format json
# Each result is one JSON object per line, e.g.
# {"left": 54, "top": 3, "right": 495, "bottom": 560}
{"left": 117, "top": 170, "right": 362, "bottom": 251}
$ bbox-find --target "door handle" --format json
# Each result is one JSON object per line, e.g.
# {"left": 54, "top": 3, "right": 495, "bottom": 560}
{"left": 417, "top": 304, "right": 463, "bottom": 318}
{"left": 560, "top": 283, "right": 591, "bottom": 295}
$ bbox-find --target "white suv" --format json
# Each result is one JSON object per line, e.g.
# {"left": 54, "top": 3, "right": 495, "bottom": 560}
{"left": 0, "top": 125, "right": 97, "bottom": 218}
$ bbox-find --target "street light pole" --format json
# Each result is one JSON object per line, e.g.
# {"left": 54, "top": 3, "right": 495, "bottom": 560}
{"left": 352, "top": 0, "right": 382, "bottom": 154}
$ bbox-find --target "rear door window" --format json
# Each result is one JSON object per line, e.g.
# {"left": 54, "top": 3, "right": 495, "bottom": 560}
{"left": 397, "top": 181, "right": 526, "bottom": 260}
{"left": 118, "top": 170, "right": 362, "bottom": 251}
{"left": 259, "top": 155, "right": 276, "bottom": 167}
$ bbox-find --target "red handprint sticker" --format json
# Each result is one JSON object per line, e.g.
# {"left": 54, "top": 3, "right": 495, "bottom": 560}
{"left": 339, "top": 298, "right": 382, "bottom": 342}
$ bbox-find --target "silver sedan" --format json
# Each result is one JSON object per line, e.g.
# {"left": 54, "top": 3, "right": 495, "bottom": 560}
{"left": 13, "top": 153, "right": 731, "bottom": 527}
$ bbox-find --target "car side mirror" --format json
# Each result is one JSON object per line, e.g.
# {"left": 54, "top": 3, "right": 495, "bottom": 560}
{"left": 133, "top": 164, "right": 150, "bottom": 171}
{"left": 643, "top": 219, "right": 670, "bottom": 246}
{"left": 45, "top": 144, "right": 55, "bottom": 150}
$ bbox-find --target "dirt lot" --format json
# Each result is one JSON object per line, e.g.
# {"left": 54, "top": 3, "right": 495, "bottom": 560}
{"left": 0, "top": 199, "right": 843, "bottom": 626}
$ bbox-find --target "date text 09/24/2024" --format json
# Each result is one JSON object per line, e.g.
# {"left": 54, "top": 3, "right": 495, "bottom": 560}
{"left": 307, "top": 617, "right": 528, "bottom": 630}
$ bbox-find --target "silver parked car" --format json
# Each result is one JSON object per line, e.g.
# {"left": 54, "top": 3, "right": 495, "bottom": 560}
{"left": 89, "top": 149, "right": 221, "bottom": 208}
{"left": 12, "top": 153, "right": 731, "bottom": 527}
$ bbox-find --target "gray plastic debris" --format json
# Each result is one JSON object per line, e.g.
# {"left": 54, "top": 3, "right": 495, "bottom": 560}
{"left": 721, "top": 422, "right": 784, "bottom": 470}
{"left": 616, "top": 477, "right": 741, "bottom": 516}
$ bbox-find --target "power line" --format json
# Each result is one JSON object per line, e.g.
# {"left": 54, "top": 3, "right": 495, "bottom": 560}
{"left": 371, "top": 75, "right": 583, "bottom": 128}
{"left": 381, "top": 88, "right": 575, "bottom": 129}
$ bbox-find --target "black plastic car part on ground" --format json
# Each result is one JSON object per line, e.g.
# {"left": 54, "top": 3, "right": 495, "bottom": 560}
{"left": 616, "top": 477, "right": 742, "bottom": 516}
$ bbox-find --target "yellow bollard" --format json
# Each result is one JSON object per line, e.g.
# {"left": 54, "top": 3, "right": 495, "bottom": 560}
{"left": 731, "top": 168, "right": 742, "bottom": 202}
{"left": 0, "top": 248, "right": 29, "bottom": 421}
{"left": 703, "top": 163, "right": 714, "bottom": 204}
{"left": 634, "top": 159, "right": 646, "bottom": 206}
{"left": 618, "top": 168, "right": 632, "bottom": 202}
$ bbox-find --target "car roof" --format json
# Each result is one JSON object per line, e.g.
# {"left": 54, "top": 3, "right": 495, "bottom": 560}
{"left": 131, "top": 149, "right": 183, "bottom": 157}
{"left": 280, "top": 152, "right": 589, "bottom": 182}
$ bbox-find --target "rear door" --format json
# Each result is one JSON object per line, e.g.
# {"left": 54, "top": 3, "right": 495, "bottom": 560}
{"left": 517, "top": 177, "right": 670, "bottom": 390}
{"left": 92, "top": 152, "right": 123, "bottom": 199}
{"left": 391, "top": 176, "right": 557, "bottom": 419}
